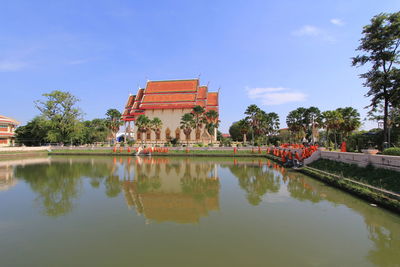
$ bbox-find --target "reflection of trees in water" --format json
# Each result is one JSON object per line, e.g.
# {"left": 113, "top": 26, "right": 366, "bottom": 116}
{"left": 229, "top": 164, "right": 280, "bottom": 206}
{"left": 14, "top": 160, "right": 116, "bottom": 217}
{"left": 282, "top": 171, "right": 400, "bottom": 266}
{"left": 367, "top": 223, "right": 400, "bottom": 266}
{"left": 285, "top": 173, "right": 323, "bottom": 203}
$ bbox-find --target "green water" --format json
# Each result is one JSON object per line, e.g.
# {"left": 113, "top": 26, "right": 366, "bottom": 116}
{"left": 0, "top": 156, "right": 399, "bottom": 267}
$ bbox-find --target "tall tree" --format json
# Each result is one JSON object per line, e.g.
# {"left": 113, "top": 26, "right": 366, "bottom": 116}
{"left": 286, "top": 107, "right": 307, "bottom": 142}
{"left": 244, "top": 104, "right": 261, "bottom": 145}
{"left": 204, "top": 110, "right": 220, "bottom": 144}
{"left": 352, "top": 12, "right": 400, "bottom": 144}
{"left": 180, "top": 113, "right": 196, "bottom": 146}
{"left": 286, "top": 107, "right": 321, "bottom": 143}
{"left": 34, "top": 90, "right": 82, "bottom": 144}
{"left": 105, "top": 109, "right": 122, "bottom": 144}
{"left": 135, "top": 115, "right": 151, "bottom": 145}
{"left": 150, "top": 117, "right": 163, "bottom": 146}
{"left": 237, "top": 119, "right": 250, "bottom": 144}
{"left": 337, "top": 107, "right": 361, "bottom": 140}
{"left": 192, "top": 105, "right": 206, "bottom": 129}
{"left": 322, "top": 110, "right": 344, "bottom": 149}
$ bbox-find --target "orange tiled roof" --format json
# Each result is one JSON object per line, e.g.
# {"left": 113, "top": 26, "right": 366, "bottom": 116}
{"left": 198, "top": 86, "right": 207, "bottom": 99}
{"left": 142, "top": 93, "right": 196, "bottom": 103}
{"left": 207, "top": 92, "right": 218, "bottom": 106}
{"left": 146, "top": 80, "right": 198, "bottom": 93}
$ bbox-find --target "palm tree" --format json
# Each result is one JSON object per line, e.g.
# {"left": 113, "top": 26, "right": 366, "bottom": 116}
{"left": 322, "top": 110, "right": 344, "bottom": 149}
{"left": 106, "top": 109, "right": 123, "bottom": 144}
{"left": 204, "top": 110, "right": 220, "bottom": 144}
{"left": 286, "top": 108, "right": 306, "bottom": 142}
{"left": 245, "top": 104, "right": 261, "bottom": 145}
{"left": 150, "top": 117, "right": 163, "bottom": 146}
{"left": 192, "top": 106, "right": 205, "bottom": 140}
{"left": 135, "top": 115, "right": 151, "bottom": 146}
{"left": 337, "top": 107, "right": 361, "bottom": 141}
{"left": 237, "top": 119, "right": 249, "bottom": 144}
{"left": 180, "top": 113, "right": 196, "bottom": 146}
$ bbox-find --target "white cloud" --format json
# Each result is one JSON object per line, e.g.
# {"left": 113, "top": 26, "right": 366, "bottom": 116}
{"left": 246, "top": 87, "right": 307, "bottom": 105}
{"left": 293, "top": 25, "right": 321, "bottom": 36}
{"left": 292, "top": 25, "right": 335, "bottom": 42}
{"left": 330, "top": 18, "right": 344, "bottom": 26}
{"left": 0, "top": 61, "right": 27, "bottom": 72}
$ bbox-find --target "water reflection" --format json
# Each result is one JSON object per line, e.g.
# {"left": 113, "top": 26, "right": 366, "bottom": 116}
{"left": 122, "top": 157, "right": 220, "bottom": 224}
{"left": 14, "top": 158, "right": 114, "bottom": 216}
{"left": 228, "top": 160, "right": 280, "bottom": 205}
{"left": 7, "top": 156, "right": 400, "bottom": 266}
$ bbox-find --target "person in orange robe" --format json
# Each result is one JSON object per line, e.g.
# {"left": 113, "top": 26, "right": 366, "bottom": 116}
{"left": 341, "top": 141, "right": 347, "bottom": 152}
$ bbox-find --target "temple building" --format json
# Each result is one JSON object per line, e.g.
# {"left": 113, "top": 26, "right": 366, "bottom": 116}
{"left": 122, "top": 79, "right": 219, "bottom": 145}
{"left": 0, "top": 115, "right": 19, "bottom": 146}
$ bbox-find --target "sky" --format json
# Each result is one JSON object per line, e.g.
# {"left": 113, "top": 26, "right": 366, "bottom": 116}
{"left": 1, "top": 0, "right": 400, "bottom": 132}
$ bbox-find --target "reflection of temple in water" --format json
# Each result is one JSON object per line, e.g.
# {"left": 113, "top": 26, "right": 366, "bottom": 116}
{"left": 0, "top": 164, "right": 16, "bottom": 191}
{"left": 122, "top": 158, "right": 220, "bottom": 224}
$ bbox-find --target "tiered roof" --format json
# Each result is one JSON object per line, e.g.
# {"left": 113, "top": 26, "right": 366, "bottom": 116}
{"left": 122, "top": 79, "right": 219, "bottom": 121}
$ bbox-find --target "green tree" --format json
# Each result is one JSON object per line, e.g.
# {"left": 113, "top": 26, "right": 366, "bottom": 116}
{"left": 204, "top": 110, "right": 220, "bottom": 144}
{"left": 244, "top": 104, "right": 261, "bottom": 145}
{"left": 237, "top": 119, "right": 250, "bottom": 144}
{"left": 286, "top": 107, "right": 321, "bottom": 143}
{"left": 322, "top": 110, "right": 344, "bottom": 149}
{"left": 105, "top": 109, "right": 122, "bottom": 144}
{"left": 192, "top": 105, "right": 206, "bottom": 129}
{"left": 15, "top": 116, "right": 50, "bottom": 146}
{"left": 82, "top": 119, "right": 110, "bottom": 144}
{"left": 34, "top": 90, "right": 82, "bottom": 144}
{"left": 150, "top": 117, "right": 163, "bottom": 146}
{"left": 135, "top": 115, "right": 151, "bottom": 145}
{"left": 180, "top": 113, "right": 196, "bottom": 146}
{"left": 352, "top": 12, "right": 400, "bottom": 145}
{"left": 337, "top": 107, "right": 361, "bottom": 141}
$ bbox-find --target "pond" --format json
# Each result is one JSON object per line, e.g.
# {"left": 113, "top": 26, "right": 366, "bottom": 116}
{"left": 0, "top": 156, "right": 399, "bottom": 266}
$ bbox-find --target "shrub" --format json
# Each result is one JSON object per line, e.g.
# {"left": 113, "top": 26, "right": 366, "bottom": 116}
{"left": 383, "top": 147, "right": 400, "bottom": 156}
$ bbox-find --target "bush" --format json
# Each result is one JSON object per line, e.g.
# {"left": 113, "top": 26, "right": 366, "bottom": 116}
{"left": 383, "top": 147, "right": 400, "bottom": 156}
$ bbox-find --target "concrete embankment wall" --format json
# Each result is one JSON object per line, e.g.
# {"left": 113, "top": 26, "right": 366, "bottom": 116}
{"left": 304, "top": 150, "right": 400, "bottom": 172}
{"left": 0, "top": 146, "right": 50, "bottom": 152}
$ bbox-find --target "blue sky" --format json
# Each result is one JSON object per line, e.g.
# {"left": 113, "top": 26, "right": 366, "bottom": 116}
{"left": 1, "top": 0, "right": 399, "bottom": 132}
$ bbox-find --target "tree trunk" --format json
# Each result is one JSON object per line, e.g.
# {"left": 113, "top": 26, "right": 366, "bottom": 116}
{"left": 334, "top": 131, "right": 337, "bottom": 150}
{"left": 326, "top": 129, "right": 329, "bottom": 148}
{"left": 384, "top": 97, "right": 389, "bottom": 144}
